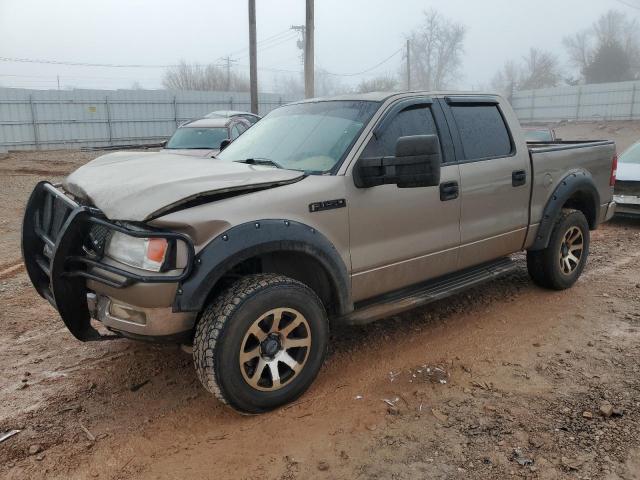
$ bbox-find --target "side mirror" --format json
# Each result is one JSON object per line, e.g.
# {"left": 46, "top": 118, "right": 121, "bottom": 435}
{"left": 160, "top": 140, "right": 167, "bottom": 148}
{"left": 219, "top": 139, "right": 231, "bottom": 151}
{"left": 353, "top": 135, "right": 442, "bottom": 188}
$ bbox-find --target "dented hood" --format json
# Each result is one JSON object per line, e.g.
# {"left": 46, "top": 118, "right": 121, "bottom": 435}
{"left": 63, "top": 151, "right": 304, "bottom": 221}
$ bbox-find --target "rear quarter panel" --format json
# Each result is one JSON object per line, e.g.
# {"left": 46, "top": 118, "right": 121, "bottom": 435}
{"left": 526, "top": 142, "right": 615, "bottom": 247}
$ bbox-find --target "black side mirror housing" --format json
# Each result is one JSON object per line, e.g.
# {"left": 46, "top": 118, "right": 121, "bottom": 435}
{"left": 354, "top": 134, "right": 442, "bottom": 188}
{"left": 219, "top": 139, "right": 231, "bottom": 151}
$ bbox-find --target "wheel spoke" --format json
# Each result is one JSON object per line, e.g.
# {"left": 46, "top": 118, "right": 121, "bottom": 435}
{"left": 283, "top": 336, "right": 311, "bottom": 350}
{"left": 280, "top": 317, "right": 304, "bottom": 338}
{"left": 568, "top": 229, "right": 582, "bottom": 244}
{"left": 268, "top": 361, "right": 281, "bottom": 387}
{"left": 567, "top": 252, "right": 580, "bottom": 266}
{"left": 569, "top": 243, "right": 583, "bottom": 253}
{"left": 279, "top": 351, "right": 301, "bottom": 372}
{"left": 239, "top": 345, "right": 260, "bottom": 364}
{"left": 247, "top": 322, "right": 268, "bottom": 342}
{"left": 247, "top": 358, "right": 268, "bottom": 388}
{"left": 268, "top": 308, "right": 286, "bottom": 333}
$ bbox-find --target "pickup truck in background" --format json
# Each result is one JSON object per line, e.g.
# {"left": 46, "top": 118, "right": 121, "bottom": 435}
{"left": 22, "top": 92, "right": 617, "bottom": 413}
{"left": 523, "top": 125, "right": 558, "bottom": 143}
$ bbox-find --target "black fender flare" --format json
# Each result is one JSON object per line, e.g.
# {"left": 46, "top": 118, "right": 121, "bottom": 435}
{"left": 173, "top": 219, "right": 351, "bottom": 316}
{"left": 530, "top": 169, "right": 600, "bottom": 251}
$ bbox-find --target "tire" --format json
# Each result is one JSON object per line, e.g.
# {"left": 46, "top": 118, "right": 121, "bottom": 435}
{"left": 526, "top": 209, "right": 590, "bottom": 290}
{"left": 193, "top": 274, "right": 328, "bottom": 414}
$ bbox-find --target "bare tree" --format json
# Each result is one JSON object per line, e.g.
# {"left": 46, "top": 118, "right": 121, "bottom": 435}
{"left": 491, "top": 49, "right": 561, "bottom": 97}
{"left": 162, "top": 60, "right": 249, "bottom": 92}
{"left": 563, "top": 10, "right": 640, "bottom": 83}
{"left": 272, "top": 69, "right": 348, "bottom": 98}
{"left": 403, "top": 9, "right": 466, "bottom": 90}
{"left": 357, "top": 75, "right": 398, "bottom": 93}
{"left": 519, "top": 49, "right": 562, "bottom": 90}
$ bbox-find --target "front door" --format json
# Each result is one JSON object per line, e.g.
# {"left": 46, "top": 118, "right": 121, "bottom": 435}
{"left": 346, "top": 98, "right": 462, "bottom": 302}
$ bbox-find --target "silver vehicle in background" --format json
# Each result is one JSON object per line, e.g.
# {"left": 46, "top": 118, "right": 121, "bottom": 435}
{"left": 161, "top": 116, "right": 251, "bottom": 157}
{"left": 204, "top": 110, "right": 261, "bottom": 126}
{"left": 614, "top": 141, "right": 640, "bottom": 216}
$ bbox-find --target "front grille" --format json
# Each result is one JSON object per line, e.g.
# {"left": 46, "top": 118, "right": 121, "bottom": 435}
{"left": 614, "top": 180, "right": 640, "bottom": 197}
{"left": 85, "top": 224, "right": 112, "bottom": 257}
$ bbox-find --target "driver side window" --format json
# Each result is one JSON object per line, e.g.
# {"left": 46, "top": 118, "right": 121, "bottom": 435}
{"left": 230, "top": 124, "right": 241, "bottom": 140}
{"left": 362, "top": 105, "right": 439, "bottom": 158}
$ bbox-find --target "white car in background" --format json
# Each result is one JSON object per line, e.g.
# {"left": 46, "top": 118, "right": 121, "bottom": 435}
{"left": 614, "top": 141, "right": 640, "bottom": 216}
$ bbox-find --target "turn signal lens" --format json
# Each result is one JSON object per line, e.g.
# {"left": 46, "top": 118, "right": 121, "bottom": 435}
{"left": 610, "top": 153, "right": 618, "bottom": 187}
{"left": 147, "top": 238, "right": 168, "bottom": 263}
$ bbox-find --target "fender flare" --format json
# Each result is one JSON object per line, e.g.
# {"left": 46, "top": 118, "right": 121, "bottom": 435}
{"left": 173, "top": 219, "right": 351, "bottom": 315}
{"left": 530, "top": 169, "right": 600, "bottom": 251}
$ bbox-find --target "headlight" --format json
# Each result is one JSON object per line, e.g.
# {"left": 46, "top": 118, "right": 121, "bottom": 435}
{"left": 105, "top": 231, "right": 169, "bottom": 272}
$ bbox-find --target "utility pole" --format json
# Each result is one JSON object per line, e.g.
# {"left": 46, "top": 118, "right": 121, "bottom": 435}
{"left": 290, "top": 25, "right": 306, "bottom": 67}
{"left": 248, "top": 0, "right": 258, "bottom": 114}
{"left": 304, "top": 0, "right": 314, "bottom": 98}
{"left": 406, "top": 39, "right": 411, "bottom": 91}
{"left": 224, "top": 56, "right": 232, "bottom": 91}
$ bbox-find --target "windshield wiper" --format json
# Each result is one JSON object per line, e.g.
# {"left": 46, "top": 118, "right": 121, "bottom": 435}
{"left": 236, "top": 158, "right": 284, "bottom": 169}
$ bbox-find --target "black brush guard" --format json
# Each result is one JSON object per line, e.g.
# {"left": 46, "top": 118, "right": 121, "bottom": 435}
{"left": 21, "top": 181, "right": 195, "bottom": 341}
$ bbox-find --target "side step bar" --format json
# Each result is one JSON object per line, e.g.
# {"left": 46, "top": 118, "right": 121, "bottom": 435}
{"left": 342, "top": 257, "right": 518, "bottom": 325}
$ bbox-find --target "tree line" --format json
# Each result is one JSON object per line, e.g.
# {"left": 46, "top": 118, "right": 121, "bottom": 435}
{"left": 161, "top": 9, "right": 640, "bottom": 97}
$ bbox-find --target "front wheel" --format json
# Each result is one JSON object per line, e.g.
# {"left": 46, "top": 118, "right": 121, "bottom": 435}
{"left": 527, "top": 209, "right": 590, "bottom": 290}
{"left": 193, "top": 274, "right": 328, "bottom": 413}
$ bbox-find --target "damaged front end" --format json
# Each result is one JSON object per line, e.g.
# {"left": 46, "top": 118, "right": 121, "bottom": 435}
{"left": 21, "top": 181, "right": 195, "bottom": 341}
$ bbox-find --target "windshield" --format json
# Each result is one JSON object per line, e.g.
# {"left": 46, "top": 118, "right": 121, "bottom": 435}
{"left": 216, "top": 100, "right": 380, "bottom": 173}
{"left": 524, "top": 129, "right": 553, "bottom": 142}
{"left": 166, "top": 127, "right": 228, "bottom": 149}
{"left": 620, "top": 142, "right": 640, "bottom": 164}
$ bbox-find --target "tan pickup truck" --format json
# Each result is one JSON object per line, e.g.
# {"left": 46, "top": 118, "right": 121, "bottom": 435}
{"left": 22, "top": 91, "right": 617, "bottom": 413}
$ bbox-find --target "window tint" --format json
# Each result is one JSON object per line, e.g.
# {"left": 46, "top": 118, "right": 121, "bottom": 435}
{"left": 451, "top": 105, "right": 512, "bottom": 160}
{"left": 362, "top": 105, "right": 439, "bottom": 158}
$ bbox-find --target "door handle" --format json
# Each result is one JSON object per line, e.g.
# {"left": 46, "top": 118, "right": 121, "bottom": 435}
{"left": 439, "top": 181, "right": 459, "bottom": 201}
{"left": 512, "top": 170, "right": 527, "bottom": 187}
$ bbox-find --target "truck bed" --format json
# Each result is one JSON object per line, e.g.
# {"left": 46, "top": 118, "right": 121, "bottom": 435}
{"left": 526, "top": 139, "right": 616, "bottom": 245}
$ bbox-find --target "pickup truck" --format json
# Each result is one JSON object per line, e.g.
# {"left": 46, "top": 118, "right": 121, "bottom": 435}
{"left": 22, "top": 92, "right": 617, "bottom": 413}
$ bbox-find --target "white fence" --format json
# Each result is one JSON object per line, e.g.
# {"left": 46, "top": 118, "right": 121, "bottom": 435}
{"left": 512, "top": 81, "right": 640, "bottom": 123}
{"left": 0, "top": 88, "right": 298, "bottom": 150}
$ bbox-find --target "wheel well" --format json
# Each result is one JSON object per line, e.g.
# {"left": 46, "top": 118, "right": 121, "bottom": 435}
{"left": 204, "top": 251, "right": 340, "bottom": 316}
{"left": 562, "top": 190, "right": 597, "bottom": 229}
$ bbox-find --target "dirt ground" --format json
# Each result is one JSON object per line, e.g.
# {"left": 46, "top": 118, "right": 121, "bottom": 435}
{"left": 1, "top": 134, "right": 639, "bottom": 480}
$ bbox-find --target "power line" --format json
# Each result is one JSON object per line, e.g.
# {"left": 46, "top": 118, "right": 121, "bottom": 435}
{"left": 615, "top": 0, "right": 640, "bottom": 9}
{"left": 323, "top": 47, "right": 404, "bottom": 77}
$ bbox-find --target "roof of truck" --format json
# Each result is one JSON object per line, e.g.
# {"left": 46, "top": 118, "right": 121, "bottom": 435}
{"left": 289, "top": 90, "right": 501, "bottom": 104}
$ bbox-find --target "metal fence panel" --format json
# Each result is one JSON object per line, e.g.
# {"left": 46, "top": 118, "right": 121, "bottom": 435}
{"left": 0, "top": 87, "right": 297, "bottom": 150}
{"left": 512, "top": 81, "right": 640, "bottom": 123}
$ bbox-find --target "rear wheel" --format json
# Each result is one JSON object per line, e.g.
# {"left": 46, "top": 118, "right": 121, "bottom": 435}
{"left": 526, "top": 209, "right": 590, "bottom": 290}
{"left": 193, "top": 274, "right": 328, "bottom": 413}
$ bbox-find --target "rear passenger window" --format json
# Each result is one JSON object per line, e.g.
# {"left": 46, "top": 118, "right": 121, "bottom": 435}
{"left": 362, "top": 105, "right": 439, "bottom": 158}
{"left": 451, "top": 105, "right": 512, "bottom": 160}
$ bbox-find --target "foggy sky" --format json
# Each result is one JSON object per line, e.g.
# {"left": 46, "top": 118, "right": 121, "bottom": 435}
{"left": 0, "top": 0, "right": 631, "bottom": 93}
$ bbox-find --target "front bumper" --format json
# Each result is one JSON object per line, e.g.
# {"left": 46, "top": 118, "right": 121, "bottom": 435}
{"left": 613, "top": 194, "right": 640, "bottom": 216}
{"left": 21, "top": 181, "right": 195, "bottom": 342}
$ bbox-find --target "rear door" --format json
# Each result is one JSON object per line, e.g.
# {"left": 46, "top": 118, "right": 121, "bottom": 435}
{"left": 347, "top": 97, "right": 462, "bottom": 302}
{"left": 440, "top": 97, "right": 531, "bottom": 269}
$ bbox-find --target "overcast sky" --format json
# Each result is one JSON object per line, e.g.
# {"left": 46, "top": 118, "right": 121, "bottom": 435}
{"left": 0, "top": 0, "right": 635, "bottom": 92}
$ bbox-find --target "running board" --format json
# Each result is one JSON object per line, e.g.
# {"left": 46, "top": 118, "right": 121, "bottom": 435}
{"left": 342, "top": 257, "right": 518, "bottom": 325}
